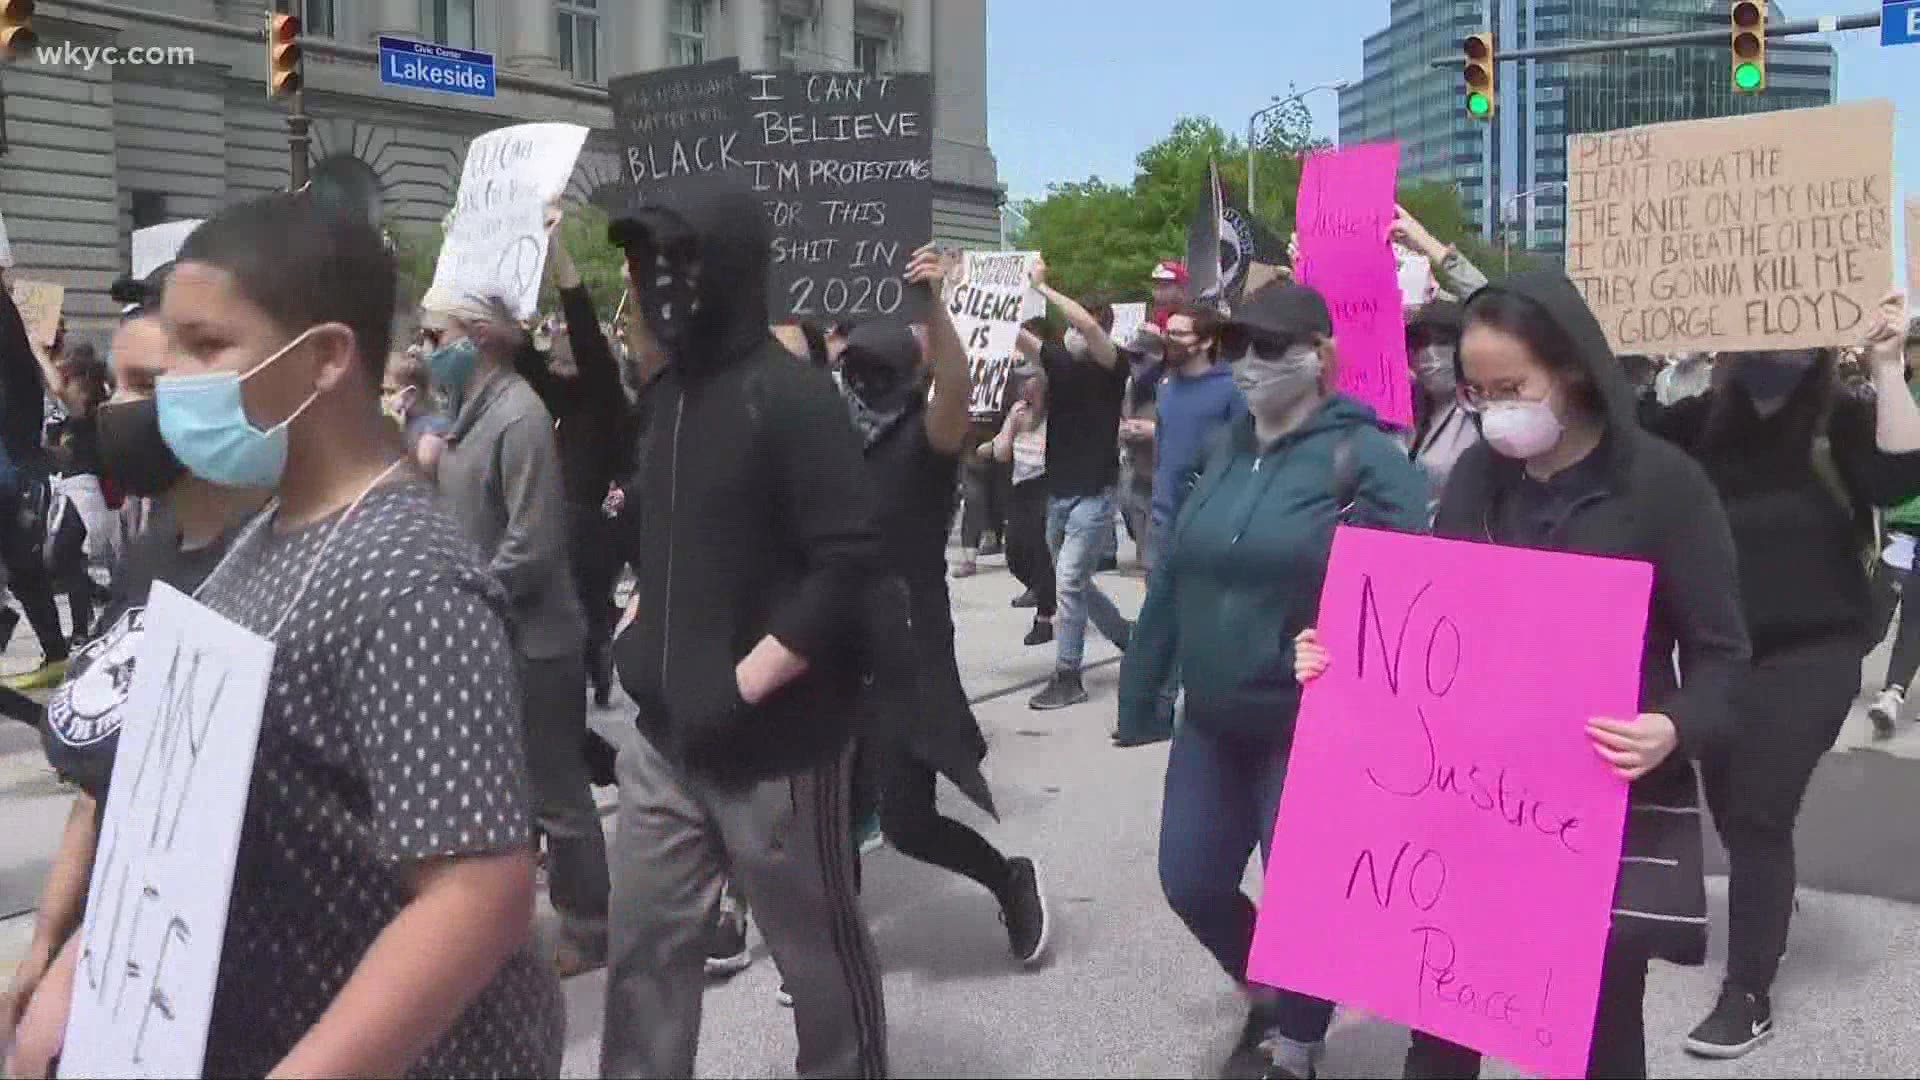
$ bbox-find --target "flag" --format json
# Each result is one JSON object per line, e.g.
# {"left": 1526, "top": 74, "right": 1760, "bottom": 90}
{"left": 1188, "top": 160, "right": 1288, "bottom": 307}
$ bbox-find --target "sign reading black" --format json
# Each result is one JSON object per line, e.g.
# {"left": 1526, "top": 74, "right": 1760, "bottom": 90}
{"left": 739, "top": 72, "right": 934, "bottom": 323}
{"left": 606, "top": 58, "right": 744, "bottom": 216}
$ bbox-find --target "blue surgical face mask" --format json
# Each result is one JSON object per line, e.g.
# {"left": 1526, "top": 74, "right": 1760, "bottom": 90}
{"left": 156, "top": 325, "right": 324, "bottom": 490}
{"left": 426, "top": 336, "right": 481, "bottom": 395}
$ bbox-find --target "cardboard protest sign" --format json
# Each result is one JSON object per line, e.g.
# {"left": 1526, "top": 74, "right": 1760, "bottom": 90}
{"left": 62, "top": 583, "right": 276, "bottom": 1078}
{"left": 1295, "top": 143, "right": 1413, "bottom": 428}
{"left": 953, "top": 250, "right": 1035, "bottom": 418}
{"left": 740, "top": 72, "right": 933, "bottom": 323}
{"left": 9, "top": 279, "right": 64, "bottom": 350}
{"left": 424, "top": 122, "right": 589, "bottom": 320}
{"left": 1566, "top": 99, "right": 1896, "bottom": 355}
{"left": 1906, "top": 196, "right": 1918, "bottom": 300}
{"left": 1251, "top": 527, "right": 1648, "bottom": 1079}
{"left": 130, "top": 220, "right": 203, "bottom": 280}
{"left": 608, "top": 58, "right": 744, "bottom": 215}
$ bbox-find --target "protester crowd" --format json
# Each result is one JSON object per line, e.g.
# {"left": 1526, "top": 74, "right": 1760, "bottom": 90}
{"left": 0, "top": 172, "right": 1913, "bottom": 1080}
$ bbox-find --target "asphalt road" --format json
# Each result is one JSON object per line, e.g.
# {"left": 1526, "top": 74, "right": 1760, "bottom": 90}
{"left": 2, "top": 552, "right": 1917, "bottom": 1076}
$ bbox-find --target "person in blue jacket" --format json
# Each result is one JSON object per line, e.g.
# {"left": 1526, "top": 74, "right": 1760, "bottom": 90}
{"left": 1117, "top": 282, "right": 1428, "bottom": 1079}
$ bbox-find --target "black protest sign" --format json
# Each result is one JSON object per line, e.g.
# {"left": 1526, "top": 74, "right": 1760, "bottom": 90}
{"left": 739, "top": 72, "right": 934, "bottom": 323}
{"left": 608, "top": 58, "right": 745, "bottom": 214}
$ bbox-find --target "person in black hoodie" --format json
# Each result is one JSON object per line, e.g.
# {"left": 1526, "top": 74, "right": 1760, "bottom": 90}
{"left": 514, "top": 203, "right": 629, "bottom": 707}
{"left": 0, "top": 279, "right": 72, "bottom": 689}
{"left": 600, "top": 177, "right": 886, "bottom": 1080}
{"left": 836, "top": 251, "right": 1050, "bottom": 969}
{"left": 1298, "top": 271, "right": 1751, "bottom": 1079}
{"left": 1642, "top": 293, "right": 1920, "bottom": 1059}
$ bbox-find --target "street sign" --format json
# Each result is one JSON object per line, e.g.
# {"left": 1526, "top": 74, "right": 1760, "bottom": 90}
{"left": 1887, "top": 0, "right": 1920, "bottom": 45}
{"left": 378, "top": 35, "right": 495, "bottom": 98}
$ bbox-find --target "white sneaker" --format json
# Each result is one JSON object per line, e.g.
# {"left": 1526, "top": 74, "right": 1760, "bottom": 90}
{"left": 1869, "top": 687, "right": 1905, "bottom": 740}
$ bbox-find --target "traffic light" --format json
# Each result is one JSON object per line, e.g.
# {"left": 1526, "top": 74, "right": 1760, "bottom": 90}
{"left": 0, "top": 0, "right": 36, "bottom": 60}
{"left": 1463, "top": 33, "right": 1495, "bottom": 120}
{"left": 1731, "top": 0, "right": 1766, "bottom": 93}
{"left": 267, "top": 11, "right": 302, "bottom": 98}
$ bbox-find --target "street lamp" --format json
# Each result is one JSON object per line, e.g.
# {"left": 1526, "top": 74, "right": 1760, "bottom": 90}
{"left": 1501, "top": 182, "right": 1566, "bottom": 272}
{"left": 1247, "top": 81, "right": 1348, "bottom": 218}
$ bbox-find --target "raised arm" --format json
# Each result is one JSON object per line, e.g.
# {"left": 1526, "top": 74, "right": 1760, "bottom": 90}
{"left": 906, "top": 244, "right": 971, "bottom": 457}
{"left": 1030, "top": 256, "right": 1117, "bottom": 369}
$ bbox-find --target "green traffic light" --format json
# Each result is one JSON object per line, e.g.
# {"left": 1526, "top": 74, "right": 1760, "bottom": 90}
{"left": 1467, "top": 92, "right": 1491, "bottom": 117}
{"left": 1734, "top": 62, "right": 1763, "bottom": 90}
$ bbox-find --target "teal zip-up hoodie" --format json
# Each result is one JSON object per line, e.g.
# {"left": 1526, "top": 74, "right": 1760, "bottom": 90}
{"left": 1117, "top": 394, "right": 1429, "bottom": 742}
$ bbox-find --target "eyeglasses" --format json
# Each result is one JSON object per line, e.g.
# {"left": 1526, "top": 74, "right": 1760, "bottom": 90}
{"left": 1456, "top": 381, "right": 1546, "bottom": 414}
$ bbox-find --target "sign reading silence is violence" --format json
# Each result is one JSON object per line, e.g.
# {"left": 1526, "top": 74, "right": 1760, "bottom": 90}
{"left": 611, "top": 62, "right": 934, "bottom": 324}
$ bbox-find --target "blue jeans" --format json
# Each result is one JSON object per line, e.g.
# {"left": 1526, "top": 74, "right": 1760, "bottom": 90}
{"left": 1045, "top": 491, "right": 1131, "bottom": 672}
{"left": 1159, "top": 723, "right": 1335, "bottom": 1045}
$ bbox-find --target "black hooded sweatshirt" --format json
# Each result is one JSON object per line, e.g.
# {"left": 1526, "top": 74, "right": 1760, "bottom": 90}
{"left": 612, "top": 181, "right": 881, "bottom": 789}
{"left": 1435, "top": 270, "right": 1751, "bottom": 964}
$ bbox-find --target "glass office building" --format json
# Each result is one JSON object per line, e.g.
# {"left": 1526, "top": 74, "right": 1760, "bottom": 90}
{"left": 1339, "top": 0, "right": 1837, "bottom": 255}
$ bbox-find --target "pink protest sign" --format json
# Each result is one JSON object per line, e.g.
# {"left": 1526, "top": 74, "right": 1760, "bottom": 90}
{"left": 1250, "top": 526, "right": 1651, "bottom": 1078}
{"left": 1294, "top": 143, "right": 1412, "bottom": 429}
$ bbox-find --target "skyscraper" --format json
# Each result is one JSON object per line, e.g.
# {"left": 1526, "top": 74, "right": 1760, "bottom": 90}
{"left": 1339, "top": 0, "right": 1837, "bottom": 255}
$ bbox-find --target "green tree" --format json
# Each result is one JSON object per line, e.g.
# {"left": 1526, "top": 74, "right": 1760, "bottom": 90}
{"left": 1017, "top": 107, "right": 1518, "bottom": 303}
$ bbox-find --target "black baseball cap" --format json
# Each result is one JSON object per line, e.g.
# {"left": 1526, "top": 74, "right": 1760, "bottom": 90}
{"left": 1219, "top": 282, "right": 1333, "bottom": 357}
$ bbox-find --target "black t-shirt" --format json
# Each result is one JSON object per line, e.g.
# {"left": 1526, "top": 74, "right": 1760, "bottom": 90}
{"left": 866, "top": 410, "right": 959, "bottom": 590}
{"left": 49, "top": 414, "right": 102, "bottom": 477}
{"left": 41, "top": 503, "right": 228, "bottom": 799}
{"left": 1041, "top": 340, "right": 1129, "bottom": 498}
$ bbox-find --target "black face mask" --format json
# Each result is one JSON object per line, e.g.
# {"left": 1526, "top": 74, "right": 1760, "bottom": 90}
{"left": 96, "top": 397, "right": 188, "bottom": 497}
{"left": 840, "top": 349, "right": 918, "bottom": 414}
{"left": 1731, "top": 350, "right": 1817, "bottom": 418}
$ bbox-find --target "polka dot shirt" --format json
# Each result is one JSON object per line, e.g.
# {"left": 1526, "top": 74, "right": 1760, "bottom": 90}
{"left": 195, "top": 480, "right": 562, "bottom": 1077}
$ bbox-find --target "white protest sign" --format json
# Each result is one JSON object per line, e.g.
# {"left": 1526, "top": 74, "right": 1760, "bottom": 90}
{"left": 0, "top": 208, "right": 12, "bottom": 268}
{"left": 1394, "top": 246, "right": 1434, "bottom": 307}
{"left": 424, "top": 122, "right": 590, "bottom": 320}
{"left": 954, "top": 250, "right": 1038, "bottom": 417}
{"left": 1109, "top": 302, "right": 1148, "bottom": 349}
{"left": 62, "top": 583, "right": 276, "bottom": 1079}
{"left": 130, "top": 220, "right": 204, "bottom": 281}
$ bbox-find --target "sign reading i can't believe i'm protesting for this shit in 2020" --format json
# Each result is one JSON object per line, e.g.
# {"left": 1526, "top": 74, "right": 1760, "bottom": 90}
{"left": 378, "top": 36, "right": 496, "bottom": 99}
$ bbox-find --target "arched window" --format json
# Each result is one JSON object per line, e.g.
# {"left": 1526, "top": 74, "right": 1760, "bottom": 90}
{"left": 308, "top": 155, "right": 384, "bottom": 225}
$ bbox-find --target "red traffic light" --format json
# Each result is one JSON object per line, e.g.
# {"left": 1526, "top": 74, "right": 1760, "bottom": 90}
{"left": 0, "top": 0, "right": 37, "bottom": 58}
{"left": 267, "top": 12, "right": 302, "bottom": 97}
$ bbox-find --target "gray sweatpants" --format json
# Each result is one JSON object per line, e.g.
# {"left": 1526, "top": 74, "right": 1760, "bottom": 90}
{"left": 601, "top": 733, "right": 887, "bottom": 1079}
{"left": 522, "top": 652, "right": 611, "bottom": 948}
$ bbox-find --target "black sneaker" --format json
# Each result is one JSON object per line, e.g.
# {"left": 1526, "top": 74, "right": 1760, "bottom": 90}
{"left": 1028, "top": 670, "right": 1088, "bottom": 710}
{"left": 704, "top": 907, "right": 752, "bottom": 977}
{"left": 1023, "top": 617, "right": 1054, "bottom": 647}
{"left": 1000, "top": 857, "right": 1050, "bottom": 967}
{"left": 1685, "top": 984, "right": 1773, "bottom": 1059}
{"left": 979, "top": 538, "right": 1005, "bottom": 557}
{"left": 1010, "top": 589, "right": 1039, "bottom": 609}
{"left": 1096, "top": 555, "right": 1120, "bottom": 573}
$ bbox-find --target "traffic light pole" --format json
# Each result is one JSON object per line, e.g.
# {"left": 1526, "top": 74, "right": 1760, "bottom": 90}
{"left": 288, "top": 86, "right": 309, "bottom": 191}
{"left": 1426, "top": 8, "right": 1883, "bottom": 68}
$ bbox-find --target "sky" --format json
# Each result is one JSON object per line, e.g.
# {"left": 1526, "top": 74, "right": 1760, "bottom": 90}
{"left": 984, "top": 0, "right": 1917, "bottom": 286}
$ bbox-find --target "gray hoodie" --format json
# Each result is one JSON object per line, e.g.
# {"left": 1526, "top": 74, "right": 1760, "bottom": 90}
{"left": 437, "top": 367, "right": 586, "bottom": 661}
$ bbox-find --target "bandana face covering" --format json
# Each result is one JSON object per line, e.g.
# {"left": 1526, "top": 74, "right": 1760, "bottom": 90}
{"left": 627, "top": 240, "right": 702, "bottom": 357}
{"left": 836, "top": 369, "right": 914, "bottom": 448}
{"left": 1414, "top": 345, "right": 1458, "bottom": 396}
{"left": 1732, "top": 350, "right": 1817, "bottom": 418}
